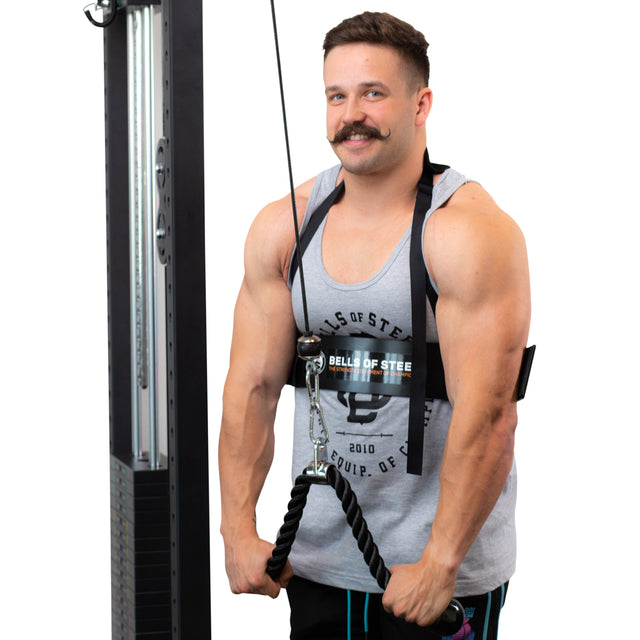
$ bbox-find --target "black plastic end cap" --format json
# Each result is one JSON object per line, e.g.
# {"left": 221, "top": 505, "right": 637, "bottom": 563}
{"left": 297, "top": 334, "right": 322, "bottom": 360}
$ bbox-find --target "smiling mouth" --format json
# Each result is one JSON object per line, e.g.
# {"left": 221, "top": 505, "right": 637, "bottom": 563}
{"left": 328, "top": 124, "right": 391, "bottom": 145}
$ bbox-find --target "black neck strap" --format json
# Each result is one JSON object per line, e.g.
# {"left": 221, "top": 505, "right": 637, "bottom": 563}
{"left": 407, "top": 149, "right": 444, "bottom": 474}
{"left": 288, "top": 181, "right": 344, "bottom": 289}
{"left": 289, "top": 150, "right": 450, "bottom": 475}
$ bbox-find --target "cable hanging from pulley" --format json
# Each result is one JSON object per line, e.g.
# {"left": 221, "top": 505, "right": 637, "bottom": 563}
{"left": 269, "top": 0, "right": 313, "bottom": 339}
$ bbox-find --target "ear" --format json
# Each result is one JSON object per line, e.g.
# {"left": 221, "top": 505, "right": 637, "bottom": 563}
{"left": 415, "top": 87, "right": 433, "bottom": 126}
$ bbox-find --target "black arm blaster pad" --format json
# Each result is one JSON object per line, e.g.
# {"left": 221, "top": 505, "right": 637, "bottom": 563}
{"left": 287, "top": 335, "right": 535, "bottom": 402}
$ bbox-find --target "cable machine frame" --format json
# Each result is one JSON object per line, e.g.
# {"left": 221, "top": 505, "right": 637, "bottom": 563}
{"left": 101, "top": 1, "right": 210, "bottom": 638}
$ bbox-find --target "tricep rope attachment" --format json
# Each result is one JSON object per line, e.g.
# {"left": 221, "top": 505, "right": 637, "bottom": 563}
{"left": 266, "top": 462, "right": 464, "bottom": 637}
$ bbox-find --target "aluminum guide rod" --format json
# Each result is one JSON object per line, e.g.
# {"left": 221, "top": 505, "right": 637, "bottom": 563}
{"left": 126, "top": 9, "right": 142, "bottom": 458}
{"left": 134, "top": 9, "right": 147, "bottom": 399}
{"left": 126, "top": 5, "right": 160, "bottom": 467}
{"left": 143, "top": 4, "right": 160, "bottom": 469}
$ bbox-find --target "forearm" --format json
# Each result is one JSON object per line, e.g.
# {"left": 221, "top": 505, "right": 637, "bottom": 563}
{"left": 219, "top": 383, "right": 279, "bottom": 545}
{"left": 219, "top": 379, "right": 296, "bottom": 597}
{"left": 426, "top": 401, "right": 517, "bottom": 574}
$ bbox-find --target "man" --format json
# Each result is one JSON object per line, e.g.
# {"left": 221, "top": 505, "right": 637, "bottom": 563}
{"left": 219, "top": 12, "right": 530, "bottom": 640}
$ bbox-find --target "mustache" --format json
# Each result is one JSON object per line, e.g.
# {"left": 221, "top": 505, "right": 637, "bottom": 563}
{"left": 328, "top": 123, "right": 391, "bottom": 145}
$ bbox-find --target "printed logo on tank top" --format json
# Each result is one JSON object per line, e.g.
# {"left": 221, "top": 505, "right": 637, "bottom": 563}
{"left": 313, "top": 313, "right": 435, "bottom": 480}
{"left": 317, "top": 310, "right": 408, "bottom": 340}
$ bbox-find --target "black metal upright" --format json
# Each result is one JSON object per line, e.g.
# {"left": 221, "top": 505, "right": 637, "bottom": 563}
{"left": 104, "top": 7, "right": 132, "bottom": 460}
{"left": 101, "top": 1, "right": 210, "bottom": 638}
{"left": 160, "top": 2, "right": 211, "bottom": 638}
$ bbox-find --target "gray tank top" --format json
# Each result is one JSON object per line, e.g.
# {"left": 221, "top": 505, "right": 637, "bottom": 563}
{"left": 288, "top": 165, "right": 516, "bottom": 596}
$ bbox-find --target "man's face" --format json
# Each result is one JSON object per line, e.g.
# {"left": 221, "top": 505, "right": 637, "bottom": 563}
{"left": 323, "top": 43, "right": 429, "bottom": 176}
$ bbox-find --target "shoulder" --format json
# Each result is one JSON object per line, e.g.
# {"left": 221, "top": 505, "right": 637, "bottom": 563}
{"left": 245, "top": 176, "right": 316, "bottom": 283}
{"left": 425, "top": 182, "right": 528, "bottom": 300}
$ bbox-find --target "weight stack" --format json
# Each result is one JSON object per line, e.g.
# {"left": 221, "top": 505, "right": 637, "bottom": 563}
{"left": 111, "top": 454, "right": 171, "bottom": 640}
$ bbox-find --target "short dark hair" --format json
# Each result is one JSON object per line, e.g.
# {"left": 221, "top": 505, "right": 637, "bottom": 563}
{"left": 323, "top": 12, "right": 430, "bottom": 88}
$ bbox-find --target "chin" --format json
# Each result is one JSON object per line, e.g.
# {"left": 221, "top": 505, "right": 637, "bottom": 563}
{"left": 340, "top": 156, "right": 389, "bottom": 176}
{"left": 334, "top": 143, "right": 402, "bottom": 176}
{"left": 333, "top": 150, "right": 376, "bottom": 174}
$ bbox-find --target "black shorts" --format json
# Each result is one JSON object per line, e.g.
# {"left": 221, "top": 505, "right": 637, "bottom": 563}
{"left": 287, "top": 576, "right": 508, "bottom": 640}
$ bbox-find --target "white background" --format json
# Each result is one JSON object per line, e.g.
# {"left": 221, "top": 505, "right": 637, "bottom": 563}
{"left": 1, "top": 1, "right": 639, "bottom": 637}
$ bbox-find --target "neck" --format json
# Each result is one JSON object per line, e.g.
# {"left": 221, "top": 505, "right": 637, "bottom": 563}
{"left": 341, "top": 146, "right": 426, "bottom": 217}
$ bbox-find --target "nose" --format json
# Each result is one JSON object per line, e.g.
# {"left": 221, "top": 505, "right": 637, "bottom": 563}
{"left": 342, "top": 96, "right": 365, "bottom": 125}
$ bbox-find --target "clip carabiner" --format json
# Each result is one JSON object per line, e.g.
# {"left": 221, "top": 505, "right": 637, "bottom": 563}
{"left": 84, "top": 0, "right": 118, "bottom": 28}
{"left": 304, "top": 355, "right": 330, "bottom": 481}
{"left": 305, "top": 439, "right": 330, "bottom": 483}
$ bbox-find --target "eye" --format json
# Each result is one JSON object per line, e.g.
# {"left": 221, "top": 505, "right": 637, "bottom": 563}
{"left": 328, "top": 92, "right": 345, "bottom": 103}
{"left": 365, "top": 89, "right": 383, "bottom": 99}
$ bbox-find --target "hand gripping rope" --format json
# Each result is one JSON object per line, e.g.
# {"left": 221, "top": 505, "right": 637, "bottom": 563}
{"left": 267, "top": 4, "right": 464, "bottom": 634}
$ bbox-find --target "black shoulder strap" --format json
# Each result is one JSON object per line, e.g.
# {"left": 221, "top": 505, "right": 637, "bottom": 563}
{"left": 407, "top": 152, "right": 536, "bottom": 472}
{"left": 407, "top": 149, "right": 449, "bottom": 474}
{"left": 424, "top": 159, "right": 449, "bottom": 314}
{"left": 287, "top": 181, "right": 344, "bottom": 288}
{"left": 287, "top": 152, "right": 451, "bottom": 475}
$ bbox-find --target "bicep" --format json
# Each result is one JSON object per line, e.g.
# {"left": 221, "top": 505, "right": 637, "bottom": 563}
{"left": 226, "top": 276, "right": 296, "bottom": 397}
{"left": 224, "top": 209, "right": 298, "bottom": 405}
{"left": 430, "top": 209, "right": 531, "bottom": 407}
